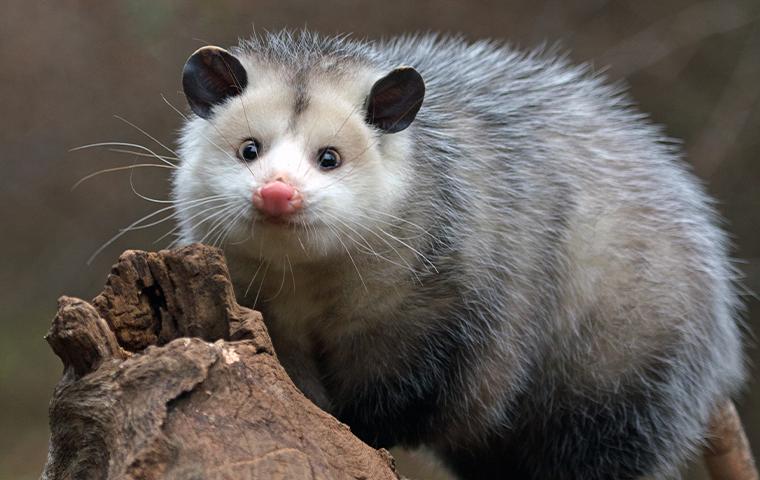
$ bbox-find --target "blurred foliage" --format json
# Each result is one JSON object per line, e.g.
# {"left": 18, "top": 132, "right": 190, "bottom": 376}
{"left": 1, "top": 1, "right": 758, "bottom": 478}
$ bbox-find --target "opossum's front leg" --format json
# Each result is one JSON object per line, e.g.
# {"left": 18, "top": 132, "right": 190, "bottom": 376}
{"left": 271, "top": 334, "right": 333, "bottom": 413}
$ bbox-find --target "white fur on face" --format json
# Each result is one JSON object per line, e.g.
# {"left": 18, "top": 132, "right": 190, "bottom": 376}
{"left": 174, "top": 65, "right": 414, "bottom": 265}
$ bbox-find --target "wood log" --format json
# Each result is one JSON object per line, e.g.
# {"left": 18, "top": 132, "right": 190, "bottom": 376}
{"left": 42, "top": 244, "right": 401, "bottom": 480}
{"left": 704, "top": 400, "right": 759, "bottom": 480}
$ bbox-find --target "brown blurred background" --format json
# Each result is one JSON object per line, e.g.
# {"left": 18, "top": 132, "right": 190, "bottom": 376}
{"left": 1, "top": 1, "right": 758, "bottom": 478}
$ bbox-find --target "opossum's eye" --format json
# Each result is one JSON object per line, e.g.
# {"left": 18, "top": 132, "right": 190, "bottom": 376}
{"left": 237, "top": 139, "right": 260, "bottom": 161}
{"left": 317, "top": 148, "right": 341, "bottom": 170}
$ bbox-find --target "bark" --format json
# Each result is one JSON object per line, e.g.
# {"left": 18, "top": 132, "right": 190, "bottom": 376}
{"left": 42, "top": 244, "right": 401, "bottom": 480}
{"left": 704, "top": 400, "right": 759, "bottom": 480}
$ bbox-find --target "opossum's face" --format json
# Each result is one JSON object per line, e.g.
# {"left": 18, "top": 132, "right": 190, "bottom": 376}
{"left": 174, "top": 46, "right": 424, "bottom": 264}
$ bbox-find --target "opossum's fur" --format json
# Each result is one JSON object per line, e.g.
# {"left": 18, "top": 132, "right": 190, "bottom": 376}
{"left": 174, "top": 31, "right": 745, "bottom": 479}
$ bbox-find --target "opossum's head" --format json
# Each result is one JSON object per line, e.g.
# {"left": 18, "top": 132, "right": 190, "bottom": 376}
{"left": 174, "top": 44, "right": 424, "bottom": 263}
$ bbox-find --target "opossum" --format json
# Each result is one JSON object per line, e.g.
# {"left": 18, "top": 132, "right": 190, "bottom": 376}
{"left": 173, "top": 31, "right": 745, "bottom": 479}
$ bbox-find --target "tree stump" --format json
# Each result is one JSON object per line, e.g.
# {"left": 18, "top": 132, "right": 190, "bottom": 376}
{"left": 42, "top": 244, "right": 401, "bottom": 480}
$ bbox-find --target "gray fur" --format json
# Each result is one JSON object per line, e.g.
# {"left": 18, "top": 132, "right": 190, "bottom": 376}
{"left": 175, "top": 31, "right": 745, "bottom": 479}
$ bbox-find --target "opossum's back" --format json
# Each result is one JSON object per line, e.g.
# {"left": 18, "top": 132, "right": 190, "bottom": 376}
{"left": 376, "top": 36, "right": 612, "bottom": 120}
{"left": 380, "top": 33, "right": 746, "bottom": 427}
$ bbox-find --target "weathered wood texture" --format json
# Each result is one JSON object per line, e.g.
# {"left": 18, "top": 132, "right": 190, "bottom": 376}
{"left": 42, "top": 244, "right": 401, "bottom": 480}
{"left": 705, "top": 400, "right": 759, "bottom": 480}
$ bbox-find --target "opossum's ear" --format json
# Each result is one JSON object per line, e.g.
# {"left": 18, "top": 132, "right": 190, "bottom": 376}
{"left": 182, "top": 46, "right": 248, "bottom": 119}
{"left": 365, "top": 66, "right": 425, "bottom": 133}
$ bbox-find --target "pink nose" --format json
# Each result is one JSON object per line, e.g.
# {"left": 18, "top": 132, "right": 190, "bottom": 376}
{"left": 253, "top": 181, "right": 302, "bottom": 217}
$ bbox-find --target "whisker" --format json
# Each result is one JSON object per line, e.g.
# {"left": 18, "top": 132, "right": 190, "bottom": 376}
{"left": 376, "top": 225, "right": 438, "bottom": 273}
{"left": 166, "top": 200, "right": 240, "bottom": 250}
{"left": 163, "top": 201, "right": 237, "bottom": 249}
{"left": 196, "top": 203, "right": 243, "bottom": 244}
{"left": 70, "top": 142, "right": 176, "bottom": 168}
{"left": 213, "top": 206, "right": 248, "bottom": 247}
{"left": 264, "top": 256, "right": 288, "bottom": 302}
{"left": 71, "top": 163, "right": 174, "bottom": 191}
{"left": 166, "top": 235, "right": 184, "bottom": 250}
{"left": 161, "top": 93, "right": 190, "bottom": 120}
{"left": 331, "top": 212, "right": 422, "bottom": 281}
{"left": 352, "top": 210, "right": 432, "bottom": 242}
{"left": 297, "top": 120, "right": 318, "bottom": 180}
{"left": 156, "top": 225, "right": 183, "bottom": 245}
{"left": 299, "top": 105, "right": 358, "bottom": 182}
{"left": 128, "top": 169, "right": 173, "bottom": 204}
{"left": 208, "top": 205, "right": 248, "bottom": 247}
{"left": 326, "top": 213, "right": 423, "bottom": 283}
{"left": 217, "top": 56, "right": 258, "bottom": 182}
{"left": 227, "top": 218, "right": 254, "bottom": 245}
{"left": 113, "top": 114, "right": 179, "bottom": 157}
{"left": 315, "top": 99, "right": 424, "bottom": 190}
{"left": 359, "top": 206, "right": 436, "bottom": 239}
{"left": 317, "top": 163, "right": 360, "bottom": 191}
{"left": 326, "top": 222, "right": 367, "bottom": 293}
{"left": 149, "top": 196, "right": 235, "bottom": 246}
{"left": 330, "top": 103, "right": 360, "bottom": 145}
{"left": 87, "top": 204, "right": 177, "bottom": 264}
{"left": 252, "top": 261, "right": 271, "bottom": 308}
{"left": 319, "top": 210, "right": 380, "bottom": 256}
{"left": 161, "top": 94, "right": 255, "bottom": 178}
{"left": 107, "top": 148, "right": 179, "bottom": 162}
{"left": 296, "top": 232, "right": 308, "bottom": 254}
{"left": 130, "top": 195, "right": 231, "bottom": 233}
{"left": 244, "top": 260, "right": 266, "bottom": 298}
{"left": 285, "top": 254, "right": 296, "bottom": 292}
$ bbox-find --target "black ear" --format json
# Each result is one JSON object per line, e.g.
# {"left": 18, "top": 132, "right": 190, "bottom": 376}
{"left": 365, "top": 66, "right": 425, "bottom": 133}
{"left": 182, "top": 46, "right": 248, "bottom": 119}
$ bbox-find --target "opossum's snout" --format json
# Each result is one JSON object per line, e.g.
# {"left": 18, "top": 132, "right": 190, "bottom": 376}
{"left": 252, "top": 178, "right": 303, "bottom": 218}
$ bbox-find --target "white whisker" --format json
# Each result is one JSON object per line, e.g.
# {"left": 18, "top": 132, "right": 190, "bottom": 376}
{"left": 285, "top": 254, "right": 296, "bottom": 292}
{"left": 128, "top": 169, "right": 173, "bottom": 204}
{"left": 208, "top": 205, "right": 248, "bottom": 247}
{"left": 107, "top": 148, "right": 178, "bottom": 162}
{"left": 214, "top": 206, "right": 248, "bottom": 247}
{"left": 87, "top": 204, "right": 176, "bottom": 264}
{"left": 252, "top": 261, "right": 271, "bottom": 308}
{"left": 244, "top": 260, "right": 266, "bottom": 298}
{"left": 359, "top": 207, "right": 436, "bottom": 239}
{"left": 264, "top": 256, "right": 288, "bottom": 302}
{"left": 72, "top": 163, "right": 174, "bottom": 191}
{"left": 326, "top": 222, "right": 367, "bottom": 293}
{"left": 151, "top": 195, "right": 237, "bottom": 243}
{"left": 336, "top": 214, "right": 423, "bottom": 282}
{"left": 70, "top": 142, "right": 177, "bottom": 168}
{"left": 113, "top": 114, "right": 179, "bottom": 158}
{"left": 376, "top": 225, "right": 438, "bottom": 273}
{"left": 161, "top": 94, "right": 255, "bottom": 178}
{"left": 133, "top": 195, "right": 231, "bottom": 234}
{"left": 196, "top": 203, "right": 243, "bottom": 244}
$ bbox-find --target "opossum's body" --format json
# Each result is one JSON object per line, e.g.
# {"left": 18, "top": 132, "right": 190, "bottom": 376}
{"left": 174, "top": 32, "right": 744, "bottom": 479}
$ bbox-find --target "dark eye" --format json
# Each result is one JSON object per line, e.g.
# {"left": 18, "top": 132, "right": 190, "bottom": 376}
{"left": 317, "top": 147, "right": 341, "bottom": 170}
{"left": 237, "top": 139, "right": 260, "bottom": 161}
